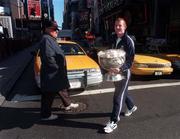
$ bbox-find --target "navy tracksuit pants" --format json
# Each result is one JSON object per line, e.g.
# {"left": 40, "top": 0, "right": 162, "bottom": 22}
{"left": 110, "top": 69, "right": 135, "bottom": 122}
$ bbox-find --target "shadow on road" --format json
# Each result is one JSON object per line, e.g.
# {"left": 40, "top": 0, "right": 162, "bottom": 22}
{"left": 0, "top": 107, "right": 112, "bottom": 132}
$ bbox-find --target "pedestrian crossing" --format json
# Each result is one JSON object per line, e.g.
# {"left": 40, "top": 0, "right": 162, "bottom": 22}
{"left": 11, "top": 81, "right": 180, "bottom": 101}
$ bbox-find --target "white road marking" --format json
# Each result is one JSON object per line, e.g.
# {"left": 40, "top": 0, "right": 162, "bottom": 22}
{"left": 0, "top": 67, "right": 7, "bottom": 70}
{"left": 11, "top": 81, "right": 180, "bottom": 101}
{"left": 72, "top": 82, "right": 180, "bottom": 97}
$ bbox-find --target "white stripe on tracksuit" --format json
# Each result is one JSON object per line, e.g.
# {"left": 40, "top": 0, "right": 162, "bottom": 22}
{"left": 110, "top": 34, "right": 135, "bottom": 122}
{"left": 111, "top": 69, "right": 131, "bottom": 122}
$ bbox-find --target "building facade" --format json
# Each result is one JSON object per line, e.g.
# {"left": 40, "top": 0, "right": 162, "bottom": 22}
{"left": 0, "top": 0, "right": 54, "bottom": 40}
{"left": 63, "top": 0, "right": 180, "bottom": 50}
{"left": 98, "top": 0, "right": 180, "bottom": 49}
{"left": 63, "top": 0, "right": 93, "bottom": 33}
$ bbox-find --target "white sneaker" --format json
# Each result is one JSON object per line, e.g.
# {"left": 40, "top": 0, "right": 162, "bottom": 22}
{"left": 104, "top": 121, "right": 117, "bottom": 133}
{"left": 124, "top": 106, "right": 137, "bottom": 117}
{"left": 65, "top": 103, "right": 79, "bottom": 110}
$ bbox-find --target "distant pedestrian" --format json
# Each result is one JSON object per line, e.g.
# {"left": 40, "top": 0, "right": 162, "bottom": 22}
{"left": 103, "top": 17, "right": 137, "bottom": 133}
{"left": 39, "top": 20, "right": 79, "bottom": 120}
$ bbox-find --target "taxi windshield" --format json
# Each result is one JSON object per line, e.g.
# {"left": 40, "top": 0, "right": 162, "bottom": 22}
{"left": 59, "top": 43, "right": 85, "bottom": 55}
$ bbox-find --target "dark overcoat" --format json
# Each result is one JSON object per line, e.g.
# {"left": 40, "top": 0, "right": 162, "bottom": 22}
{"left": 39, "top": 34, "right": 70, "bottom": 92}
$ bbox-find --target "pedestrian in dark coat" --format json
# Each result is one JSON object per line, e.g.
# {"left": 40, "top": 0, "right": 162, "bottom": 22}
{"left": 39, "top": 20, "right": 79, "bottom": 120}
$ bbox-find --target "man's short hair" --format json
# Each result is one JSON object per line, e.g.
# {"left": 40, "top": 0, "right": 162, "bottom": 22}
{"left": 115, "top": 17, "right": 127, "bottom": 28}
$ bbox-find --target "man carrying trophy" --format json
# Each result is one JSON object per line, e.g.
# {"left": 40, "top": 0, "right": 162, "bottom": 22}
{"left": 101, "top": 17, "right": 137, "bottom": 133}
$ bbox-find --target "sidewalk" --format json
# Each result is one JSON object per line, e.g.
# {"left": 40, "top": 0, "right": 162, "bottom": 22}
{"left": 0, "top": 44, "right": 39, "bottom": 105}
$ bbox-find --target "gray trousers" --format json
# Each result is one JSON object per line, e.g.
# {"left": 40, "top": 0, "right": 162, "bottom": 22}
{"left": 110, "top": 69, "right": 135, "bottom": 122}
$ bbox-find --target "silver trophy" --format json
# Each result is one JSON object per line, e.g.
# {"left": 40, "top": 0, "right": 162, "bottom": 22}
{"left": 98, "top": 49, "right": 126, "bottom": 82}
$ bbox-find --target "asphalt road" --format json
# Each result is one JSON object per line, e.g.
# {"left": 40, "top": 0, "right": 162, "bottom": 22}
{"left": 1, "top": 60, "right": 180, "bottom": 139}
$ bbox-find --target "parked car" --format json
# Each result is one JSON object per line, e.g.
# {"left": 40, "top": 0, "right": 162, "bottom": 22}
{"left": 34, "top": 40, "right": 103, "bottom": 89}
{"left": 131, "top": 43, "right": 173, "bottom": 75}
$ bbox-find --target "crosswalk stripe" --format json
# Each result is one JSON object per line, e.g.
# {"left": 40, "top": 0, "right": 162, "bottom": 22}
{"left": 11, "top": 81, "right": 180, "bottom": 101}
{"left": 72, "top": 82, "right": 180, "bottom": 97}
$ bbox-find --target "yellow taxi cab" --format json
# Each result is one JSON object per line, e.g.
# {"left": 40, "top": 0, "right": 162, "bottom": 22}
{"left": 131, "top": 54, "right": 173, "bottom": 75}
{"left": 131, "top": 40, "right": 173, "bottom": 76}
{"left": 34, "top": 40, "right": 103, "bottom": 89}
{"left": 146, "top": 37, "right": 180, "bottom": 71}
{"left": 155, "top": 46, "right": 180, "bottom": 71}
{"left": 140, "top": 37, "right": 180, "bottom": 72}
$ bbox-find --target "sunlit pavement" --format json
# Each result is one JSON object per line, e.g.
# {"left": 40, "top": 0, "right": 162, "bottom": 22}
{"left": 1, "top": 80, "right": 180, "bottom": 139}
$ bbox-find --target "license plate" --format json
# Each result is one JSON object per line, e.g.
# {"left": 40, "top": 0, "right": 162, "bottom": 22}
{"left": 69, "top": 79, "right": 81, "bottom": 89}
{"left": 154, "top": 71, "right": 163, "bottom": 76}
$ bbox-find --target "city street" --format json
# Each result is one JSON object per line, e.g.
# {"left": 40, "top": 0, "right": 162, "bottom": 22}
{"left": 0, "top": 60, "right": 180, "bottom": 139}
{"left": 1, "top": 0, "right": 180, "bottom": 138}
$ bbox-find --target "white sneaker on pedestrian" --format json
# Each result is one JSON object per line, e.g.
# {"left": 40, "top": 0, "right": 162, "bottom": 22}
{"left": 41, "top": 114, "right": 58, "bottom": 121}
{"left": 104, "top": 121, "right": 117, "bottom": 133}
{"left": 124, "top": 105, "right": 137, "bottom": 117}
{"left": 65, "top": 103, "right": 79, "bottom": 110}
